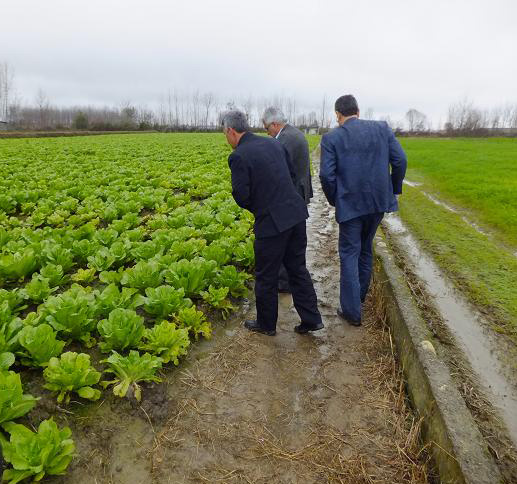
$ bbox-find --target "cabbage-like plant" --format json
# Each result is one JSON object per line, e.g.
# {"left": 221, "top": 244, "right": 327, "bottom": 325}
{"left": 101, "top": 350, "right": 162, "bottom": 401}
{"left": 87, "top": 246, "right": 116, "bottom": 272}
{"left": 200, "top": 285, "right": 235, "bottom": 319}
{"left": 174, "top": 306, "right": 212, "bottom": 339}
{"left": 97, "top": 308, "right": 144, "bottom": 353}
{"left": 213, "top": 265, "right": 251, "bottom": 297}
{"left": 139, "top": 321, "right": 190, "bottom": 365}
{"left": 42, "top": 284, "right": 97, "bottom": 345}
{"left": 162, "top": 257, "right": 217, "bottom": 297}
{"left": 0, "top": 419, "right": 75, "bottom": 483}
{"left": 40, "top": 264, "right": 67, "bottom": 288}
{"left": 202, "top": 243, "right": 231, "bottom": 266}
{"left": 95, "top": 283, "right": 143, "bottom": 318}
{"left": 43, "top": 352, "right": 102, "bottom": 403}
{"left": 0, "top": 289, "right": 25, "bottom": 313}
{"left": 233, "top": 240, "right": 255, "bottom": 268}
{"left": 120, "top": 260, "right": 163, "bottom": 290}
{"left": 0, "top": 370, "right": 38, "bottom": 424}
{"left": 17, "top": 324, "right": 66, "bottom": 367}
{"left": 142, "top": 285, "right": 192, "bottom": 320}
{"left": 40, "top": 242, "right": 74, "bottom": 272}
{"left": 20, "top": 275, "right": 56, "bottom": 303}
{"left": 71, "top": 267, "right": 96, "bottom": 284}
{"left": 0, "top": 248, "right": 38, "bottom": 281}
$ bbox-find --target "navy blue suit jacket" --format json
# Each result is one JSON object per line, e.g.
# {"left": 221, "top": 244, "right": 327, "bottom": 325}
{"left": 228, "top": 132, "right": 308, "bottom": 239}
{"left": 320, "top": 118, "right": 407, "bottom": 223}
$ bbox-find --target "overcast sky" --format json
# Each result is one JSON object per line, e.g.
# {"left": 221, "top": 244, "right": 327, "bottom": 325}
{"left": 2, "top": 0, "right": 516, "bottom": 125}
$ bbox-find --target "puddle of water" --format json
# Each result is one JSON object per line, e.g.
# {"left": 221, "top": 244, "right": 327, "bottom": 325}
{"left": 383, "top": 213, "right": 517, "bottom": 447}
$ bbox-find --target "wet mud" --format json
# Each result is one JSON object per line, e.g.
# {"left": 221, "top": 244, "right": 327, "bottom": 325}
{"left": 43, "top": 164, "right": 432, "bottom": 483}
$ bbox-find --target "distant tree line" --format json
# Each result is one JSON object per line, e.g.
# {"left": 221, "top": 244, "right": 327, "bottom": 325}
{"left": 1, "top": 61, "right": 516, "bottom": 136}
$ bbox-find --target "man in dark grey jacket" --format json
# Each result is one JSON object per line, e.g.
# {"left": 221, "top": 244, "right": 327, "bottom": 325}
{"left": 262, "top": 107, "right": 313, "bottom": 292}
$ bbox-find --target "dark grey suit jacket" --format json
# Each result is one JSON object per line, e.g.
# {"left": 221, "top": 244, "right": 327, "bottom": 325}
{"left": 277, "top": 124, "right": 313, "bottom": 204}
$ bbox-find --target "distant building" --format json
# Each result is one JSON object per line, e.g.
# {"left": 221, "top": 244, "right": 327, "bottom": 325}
{"left": 0, "top": 120, "right": 8, "bottom": 131}
{"left": 304, "top": 123, "right": 319, "bottom": 135}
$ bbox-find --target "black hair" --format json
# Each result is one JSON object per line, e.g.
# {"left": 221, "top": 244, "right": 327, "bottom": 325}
{"left": 334, "top": 95, "right": 359, "bottom": 116}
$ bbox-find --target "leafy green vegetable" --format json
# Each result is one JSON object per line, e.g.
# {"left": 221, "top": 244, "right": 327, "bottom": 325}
{"left": 43, "top": 352, "right": 102, "bottom": 403}
{"left": 40, "top": 264, "right": 67, "bottom": 288}
{"left": 162, "top": 257, "right": 217, "bottom": 297}
{"left": 71, "top": 267, "right": 96, "bottom": 284}
{"left": 213, "top": 265, "right": 251, "bottom": 297}
{"left": 20, "top": 275, "right": 56, "bottom": 303}
{"left": 201, "top": 285, "right": 235, "bottom": 319}
{"left": 142, "top": 285, "right": 192, "bottom": 319}
{"left": 0, "top": 289, "right": 25, "bottom": 313}
{"left": 40, "top": 242, "right": 74, "bottom": 272}
{"left": 17, "top": 324, "right": 66, "bottom": 367}
{"left": 0, "top": 248, "right": 38, "bottom": 281}
{"left": 233, "top": 240, "right": 255, "bottom": 268}
{"left": 95, "top": 283, "right": 143, "bottom": 317}
{"left": 139, "top": 321, "right": 190, "bottom": 364}
{"left": 174, "top": 306, "right": 212, "bottom": 339}
{"left": 0, "top": 352, "right": 15, "bottom": 370}
{"left": 42, "top": 285, "right": 97, "bottom": 345}
{"left": 0, "top": 370, "right": 39, "bottom": 424}
{"left": 120, "top": 260, "right": 163, "bottom": 290}
{"left": 87, "top": 246, "right": 116, "bottom": 271}
{"left": 97, "top": 308, "right": 144, "bottom": 353}
{"left": 101, "top": 350, "right": 162, "bottom": 401}
{"left": 0, "top": 419, "right": 75, "bottom": 483}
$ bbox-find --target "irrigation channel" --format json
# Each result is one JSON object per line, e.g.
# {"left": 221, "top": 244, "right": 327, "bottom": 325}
{"left": 383, "top": 211, "right": 517, "bottom": 481}
{"left": 39, "top": 161, "right": 434, "bottom": 484}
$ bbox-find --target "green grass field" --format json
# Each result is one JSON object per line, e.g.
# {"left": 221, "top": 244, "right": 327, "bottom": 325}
{"left": 397, "top": 138, "right": 517, "bottom": 340}
{"left": 399, "top": 138, "right": 517, "bottom": 248}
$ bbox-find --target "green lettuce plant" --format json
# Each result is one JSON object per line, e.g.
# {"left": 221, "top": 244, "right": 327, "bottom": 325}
{"left": 201, "top": 286, "right": 235, "bottom": 319}
{"left": 0, "top": 419, "right": 75, "bottom": 483}
{"left": 213, "top": 265, "right": 251, "bottom": 297}
{"left": 95, "top": 283, "right": 144, "bottom": 318}
{"left": 87, "top": 246, "right": 116, "bottom": 271}
{"left": 162, "top": 257, "right": 217, "bottom": 297}
{"left": 97, "top": 308, "right": 144, "bottom": 353}
{"left": 42, "top": 285, "right": 97, "bottom": 345}
{"left": 0, "top": 370, "right": 38, "bottom": 424}
{"left": 40, "top": 264, "right": 67, "bottom": 288}
{"left": 139, "top": 321, "right": 190, "bottom": 364}
{"left": 71, "top": 267, "right": 96, "bottom": 284}
{"left": 120, "top": 260, "right": 163, "bottom": 290}
{"left": 174, "top": 306, "right": 212, "bottom": 339}
{"left": 20, "top": 275, "right": 56, "bottom": 303}
{"left": 43, "top": 352, "right": 102, "bottom": 403}
{"left": 0, "top": 248, "right": 38, "bottom": 281}
{"left": 101, "top": 350, "right": 162, "bottom": 401}
{"left": 233, "top": 240, "right": 255, "bottom": 268}
{"left": 142, "top": 285, "right": 192, "bottom": 320}
{"left": 17, "top": 324, "right": 66, "bottom": 367}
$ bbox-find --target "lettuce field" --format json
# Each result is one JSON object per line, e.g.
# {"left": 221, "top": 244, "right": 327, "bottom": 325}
{"left": 0, "top": 133, "right": 258, "bottom": 482}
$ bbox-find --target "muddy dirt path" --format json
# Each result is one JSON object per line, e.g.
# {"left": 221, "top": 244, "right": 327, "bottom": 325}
{"left": 48, "top": 169, "right": 432, "bottom": 484}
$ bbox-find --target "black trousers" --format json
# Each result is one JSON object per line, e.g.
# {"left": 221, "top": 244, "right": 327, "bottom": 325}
{"left": 254, "top": 221, "right": 322, "bottom": 331}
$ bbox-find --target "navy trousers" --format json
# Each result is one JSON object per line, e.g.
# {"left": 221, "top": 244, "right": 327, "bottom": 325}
{"left": 338, "top": 212, "right": 384, "bottom": 322}
{"left": 254, "top": 221, "right": 322, "bottom": 331}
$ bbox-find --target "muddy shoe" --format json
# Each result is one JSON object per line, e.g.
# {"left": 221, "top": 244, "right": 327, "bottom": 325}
{"left": 337, "top": 308, "right": 361, "bottom": 327}
{"left": 294, "top": 322, "right": 324, "bottom": 334}
{"left": 244, "top": 319, "right": 276, "bottom": 336}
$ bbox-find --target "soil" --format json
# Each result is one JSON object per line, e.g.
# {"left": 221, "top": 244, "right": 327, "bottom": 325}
{"left": 40, "top": 173, "right": 433, "bottom": 484}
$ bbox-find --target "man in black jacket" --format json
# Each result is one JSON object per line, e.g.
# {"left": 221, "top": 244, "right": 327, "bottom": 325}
{"left": 222, "top": 110, "right": 323, "bottom": 336}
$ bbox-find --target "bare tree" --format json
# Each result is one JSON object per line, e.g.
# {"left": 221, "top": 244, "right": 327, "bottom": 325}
{"left": 201, "top": 92, "right": 215, "bottom": 127}
{"left": 405, "top": 109, "right": 428, "bottom": 132}
{"left": 0, "top": 62, "right": 15, "bottom": 121}
{"left": 35, "top": 88, "right": 50, "bottom": 129}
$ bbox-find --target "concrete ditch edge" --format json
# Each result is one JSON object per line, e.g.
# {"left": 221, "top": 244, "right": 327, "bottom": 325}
{"left": 373, "top": 234, "right": 502, "bottom": 484}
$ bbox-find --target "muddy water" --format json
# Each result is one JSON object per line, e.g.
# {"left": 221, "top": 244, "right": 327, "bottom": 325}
{"left": 47, "top": 161, "right": 430, "bottom": 484}
{"left": 383, "top": 213, "right": 517, "bottom": 447}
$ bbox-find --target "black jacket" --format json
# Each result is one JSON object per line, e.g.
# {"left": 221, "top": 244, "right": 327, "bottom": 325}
{"left": 228, "top": 132, "right": 308, "bottom": 239}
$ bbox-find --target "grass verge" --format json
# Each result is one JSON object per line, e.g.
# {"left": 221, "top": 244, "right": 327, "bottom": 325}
{"left": 398, "top": 185, "right": 517, "bottom": 341}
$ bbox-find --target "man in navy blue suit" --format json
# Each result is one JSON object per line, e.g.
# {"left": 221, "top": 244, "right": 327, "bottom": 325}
{"left": 222, "top": 110, "right": 323, "bottom": 336}
{"left": 320, "top": 95, "right": 407, "bottom": 325}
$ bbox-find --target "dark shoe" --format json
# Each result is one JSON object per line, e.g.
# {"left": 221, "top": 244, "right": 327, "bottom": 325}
{"left": 244, "top": 319, "right": 276, "bottom": 336}
{"left": 337, "top": 308, "right": 361, "bottom": 327}
{"left": 294, "top": 321, "right": 324, "bottom": 334}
